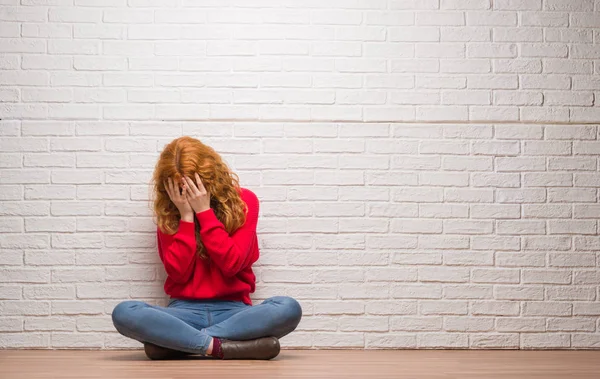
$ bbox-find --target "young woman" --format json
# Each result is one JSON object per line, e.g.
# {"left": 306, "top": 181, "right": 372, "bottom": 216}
{"left": 111, "top": 136, "right": 302, "bottom": 360}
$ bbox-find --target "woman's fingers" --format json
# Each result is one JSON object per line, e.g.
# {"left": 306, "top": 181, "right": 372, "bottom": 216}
{"left": 194, "top": 172, "right": 206, "bottom": 193}
{"left": 183, "top": 176, "right": 200, "bottom": 195}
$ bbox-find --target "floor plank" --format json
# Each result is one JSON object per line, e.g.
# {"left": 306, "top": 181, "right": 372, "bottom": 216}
{"left": 1, "top": 350, "right": 600, "bottom": 379}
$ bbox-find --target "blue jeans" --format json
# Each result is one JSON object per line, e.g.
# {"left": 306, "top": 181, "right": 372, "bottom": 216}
{"left": 111, "top": 296, "right": 302, "bottom": 355}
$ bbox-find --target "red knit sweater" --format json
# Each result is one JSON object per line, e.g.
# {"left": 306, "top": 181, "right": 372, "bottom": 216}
{"left": 156, "top": 187, "right": 259, "bottom": 305}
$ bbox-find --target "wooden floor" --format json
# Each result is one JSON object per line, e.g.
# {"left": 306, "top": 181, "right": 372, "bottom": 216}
{"left": 1, "top": 350, "right": 600, "bottom": 379}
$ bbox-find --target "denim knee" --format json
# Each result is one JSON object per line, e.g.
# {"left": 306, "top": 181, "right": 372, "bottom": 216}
{"left": 271, "top": 296, "right": 302, "bottom": 328}
{"left": 111, "top": 300, "right": 144, "bottom": 332}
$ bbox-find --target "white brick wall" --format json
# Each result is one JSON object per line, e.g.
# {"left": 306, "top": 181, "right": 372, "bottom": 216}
{"left": 1, "top": 0, "right": 600, "bottom": 350}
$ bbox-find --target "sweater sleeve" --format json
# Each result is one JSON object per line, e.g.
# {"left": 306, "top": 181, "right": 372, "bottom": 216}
{"left": 195, "top": 190, "right": 259, "bottom": 277}
{"left": 156, "top": 221, "right": 198, "bottom": 283}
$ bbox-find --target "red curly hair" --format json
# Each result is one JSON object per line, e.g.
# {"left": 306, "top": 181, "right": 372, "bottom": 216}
{"left": 151, "top": 136, "right": 247, "bottom": 259}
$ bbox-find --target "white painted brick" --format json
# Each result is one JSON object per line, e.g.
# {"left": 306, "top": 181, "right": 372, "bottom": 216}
{"left": 545, "top": 0, "right": 594, "bottom": 11}
{"left": 523, "top": 204, "right": 572, "bottom": 218}
{"left": 494, "top": 59, "right": 542, "bottom": 73}
{"left": 520, "top": 74, "right": 570, "bottom": 89}
{"left": 472, "top": 268, "right": 519, "bottom": 283}
{"left": 470, "top": 106, "right": 519, "bottom": 121}
{"left": 0, "top": 55, "right": 19, "bottom": 71}
{"left": 548, "top": 188, "right": 596, "bottom": 203}
{"left": 546, "top": 28, "right": 593, "bottom": 43}
{"left": 548, "top": 287, "right": 596, "bottom": 301}
{"left": 366, "top": 334, "right": 416, "bottom": 349}
{"left": 496, "top": 317, "right": 545, "bottom": 332}
{"left": 442, "top": 27, "right": 491, "bottom": 42}
{"left": 420, "top": 204, "right": 469, "bottom": 218}
{"left": 471, "top": 204, "right": 520, "bottom": 219}
{"left": 494, "top": 27, "right": 542, "bottom": 42}
{"left": 364, "top": 42, "right": 414, "bottom": 58}
{"left": 497, "top": 220, "right": 545, "bottom": 235}
{"left": 313, "top": 333, "right": 363, "bottom": 348}
{"left": 549, "top": 157, "right": 596, "bottom": 171}
{"left": 392, "top": 59, "right": 439, "bottom": 73}
{"left": 494, "top": 0, "right": 541, "bottom": 10}
{"left": 467, "top": 11, "right": 516, "bottom": 26}
{"left": 495, "top": 125, "right": 542, "bottom": 139}
{"left": 421, "top": 301, "right": 468, "bottom": 315}
{"left": 416, "top": 12, "right": 464, "bottom": 26}
{"left": 0, "top": 89, "right": 20, "bottom": 103}
{"left": 442, "top": 90, "right": 490, "bottom": 105}
{"left": 571, "top": 14, "right": 600, "bottom": 28}
{"left": 467, "top": 44, "right": 516, "bottom": 58}
{"left": 0, "top": 38, "right": 46, "bottom": 54}
{"left": 521, "top": 43, "right": 568, "bottom": 58}
{"left": 494, "top": 91, "right": 542, "bottom": 105}
{"left": 496, "top": 157, "right": 545, "bottom": 172}
{"left": 522, "top": 334, "right": 571, "bottom": 349}
{"left": 572, "top": 307, "right": 600, "bottom": 324}
{"left": 417, "top": 75, "right": 466, "bottom": 89}
{"left": 0, "top": 317, "right": 22, "bottom": 332}
{"left": 364, "top": 106, "right": 415, "bottom": 121}
{"left": 445, "top": 285, "right": 493, "bottom": 299}
{"left": 416, "top": 106, "right": 469, "bottom": 121}
{"left": 445, "top": 251, "right": 494, "bottom": 265}
{"left": 391, "top": 91, "right": 439, "bottom": 105}
{"left": 418, "top": 333, "right": 469, "bottom": 348}
{"left": 365, "top": 75, "right": 413, "bottom": 90}
{"left": 442, "top": 0, "right": 490, "bottom": 9}
{"left": 523, "top": 270, "right": 571, "bottom": 284}
{"left": 419, "top": 172, "right": 469, "bottom": 187}
{"left": 471, "top": 236, "right": 520, "bottom": 250}
{"left": 544, "top": 59, "right": 593, "bottom": 74}
{"left": 550, "top": 253, "right": 595, "bottom": 267}
{"left": 445, "top": 188, "right": 493, "bottom": 203}
{"left": 548, "top": 318, "right": 595, "bottom": 332}
{"left": 390, "top": 27, "right": 440, "bottom": 42}
{"left": 0, "top": 333, "right": 49, "bottom": 348}
{"left": 495, "top": 285, "right": 544, "bottom": 300}
{"left": 523, "top": 236, "right": 572, "bottom": 251}
{"left": 441, "top": 59, "right": 490, "bottom": 73}
{"left": 0, "top": 22, "right": 20, "bottom": 38}
{"left": 391, "top": 316, "right": 442, "bottom": 331}
{"left": 521, "top": 12, "right": 568, "bottom": 27}
{"left": 444, "top": 220, "right": 493, "bottom": 234}
{"left": 419, "top": 267, "right": 469, "bottom": 282}
{"left": 524, "top": 302, "right": 572, "bottom": 316}
{"left": 471, "top": 334, "right": 519, "bottom": 349}
{"left": 394, "top": 252, "right": 442, "bottom": 265}
{"left": 523, "top": 172, "right": 573, "bottom": 187}
{"left": 574, "top": 236, "right": 600, "bottom": 251}
{"left": 419, "top": 235, "right": 470, "bottom": 249}
{"left": 574, "top": 205, "right": 600, "bottom": 219}
{"left": 548, "top": 221, "right": 596, "bottom": 235}
{"left": 573, "top": 271, "right": 600, "bottom": 285}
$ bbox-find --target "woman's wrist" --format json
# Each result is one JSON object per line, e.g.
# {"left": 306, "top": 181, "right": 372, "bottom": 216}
{"left": 196, "top": 207, "right": 211, "bottom": 214}
{"left": 181, "top": 213, "right": 194, "bottom": 223}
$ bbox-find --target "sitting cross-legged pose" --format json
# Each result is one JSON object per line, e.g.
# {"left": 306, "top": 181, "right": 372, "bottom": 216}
{"left": 111, "top": 136, "right": 302, "bottom": 360}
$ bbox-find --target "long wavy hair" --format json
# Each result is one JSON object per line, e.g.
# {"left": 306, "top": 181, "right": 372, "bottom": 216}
{"left": 151, "top": 136, "right": 247, "bottom": 259}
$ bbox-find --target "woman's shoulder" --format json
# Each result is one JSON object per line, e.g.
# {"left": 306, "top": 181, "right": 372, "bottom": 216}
{"left": 239, "top": 187, "right": 258, "bottom": 202}
{"left": 239, "top": 187, "right": 259, "bottom": 211}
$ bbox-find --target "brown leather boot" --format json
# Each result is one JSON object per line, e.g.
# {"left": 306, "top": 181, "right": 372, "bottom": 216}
{"left": 143, "top": 342, "right": 191, "bottom": 360}
{"left": 220, "top": 337, "right": 280, "bottom": 360}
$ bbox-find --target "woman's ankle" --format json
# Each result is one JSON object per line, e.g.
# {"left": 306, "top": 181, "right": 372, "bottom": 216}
{"left": 207, "top": 338, "right": 213, "bottom": 355}
{"left": 209, "top": 337, "right": 224, "bottom": 359}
